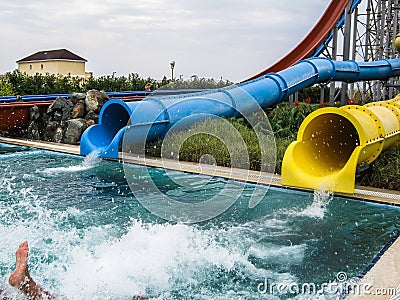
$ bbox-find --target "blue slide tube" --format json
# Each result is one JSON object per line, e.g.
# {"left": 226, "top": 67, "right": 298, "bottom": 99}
{"left": 80, "top": 57, "right": 400, "bottom": 158}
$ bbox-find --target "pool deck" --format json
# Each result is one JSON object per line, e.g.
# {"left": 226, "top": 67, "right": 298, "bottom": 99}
{"left": 1, "top": 136, "right": 399, "bottom": 299}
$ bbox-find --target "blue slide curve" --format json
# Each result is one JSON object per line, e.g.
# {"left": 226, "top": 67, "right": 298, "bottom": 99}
{"left": 80, "top": 57, "right": 400, "bottom": 158}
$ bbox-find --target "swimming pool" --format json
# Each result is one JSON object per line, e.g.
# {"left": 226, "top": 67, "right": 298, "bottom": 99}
{"left": 0, "top": 143, "right": 399, "bottom": 299}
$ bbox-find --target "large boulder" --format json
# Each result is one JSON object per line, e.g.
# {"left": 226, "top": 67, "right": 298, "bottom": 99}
{"left": 47, "top": 96, "right": 68, "bottom": 114}
{"left": 85, "top": 90, "right": 109, "bottom": 113}
{"left": 29, "top": 105, "right": 41, "bottom": 122}
{"left": 71, "top": 100, "right": 85, "bottom": 119}
{"left": 28, "top": 106, "right": 43, "bottom": 140}
{"left": 43, "top": 121, "right": 63, "bottom": 143}
{"left": 52, "top": 111, "right": 63, "bottom": 122}
{"left": 27, "top": 121, "right": 42, "bottom": 140}
{"left": 62, "top": 99, "right": 74, "bottom": 122}
{"left": 85, "top": 110, "right": 99, "bottom": 123}
{"left": 85, "top": 119, "right": 96, "bottom": 127}
{"left": 70, "top": 92, "right": 86, "bottom": 105}
{"left": 54, "top": 126, "right": 64, "bottom": 143}
{"left": 63, "top": 118, "right": 87, "bottom": 144}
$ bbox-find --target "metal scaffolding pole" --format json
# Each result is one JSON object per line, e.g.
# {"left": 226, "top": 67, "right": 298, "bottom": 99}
{"left": 329, "top": 27, "right": 338, "bottom": 106}
{"left": 301, "top": 0, "right": 400, "bottom": 105}
{"left": 362, "top": 0, "right": 373, "bottom": 104}
{"left": 375, "top": 0, "right": 385, "bottom": 100}
{"left": 340, "top": 1, "right": 353, "bottom": 105}
{"left": 388, "top": 0, "right": 394, "bottom": 98}
{"left": 320, "top": 85, "right": 325, "bottom": 106}
{"left": 350, "top": 6, "right": 359, "bottom": 100}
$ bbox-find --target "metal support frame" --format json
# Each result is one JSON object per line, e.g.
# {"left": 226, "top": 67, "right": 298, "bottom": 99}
{"left": 329, "top": 27, "right": 339, "bottom": 106}
{"left": 320, "top": 0, "right": 400, "bottom": 104}
{"left": 340, "top": 1, "right": 353, "bottom": 106}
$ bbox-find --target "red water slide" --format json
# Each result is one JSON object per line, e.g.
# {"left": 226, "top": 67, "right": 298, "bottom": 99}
{"left": 0, "top": 101, "right": 51, "bottom": 131}
{"left": 244, "top": 0, "right": 350, "bottom": 82}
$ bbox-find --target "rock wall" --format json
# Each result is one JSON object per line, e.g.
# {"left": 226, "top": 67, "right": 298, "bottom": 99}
{"left": 27, "top": 90, "right": 109, "bottom": 145}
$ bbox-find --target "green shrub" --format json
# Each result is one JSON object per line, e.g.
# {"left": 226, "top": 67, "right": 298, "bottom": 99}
{"left": 0, "top": 78, "right": 13, "bottom": 96}
{"left": 298, "top": 85, "right": 331, "bottom": 104}
{"left": 356, "top": 147, "right": 400, "bottom": 190}
{"left": 2, "top": 71, "right": 232, "bottom": 96}
{"left": 164, "top": 77, "right": 232, "bottom": 89}
{"left": 268, "top": 102, "right": 319, "bottom": 138}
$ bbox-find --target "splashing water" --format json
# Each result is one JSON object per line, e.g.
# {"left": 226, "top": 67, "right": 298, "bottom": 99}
{"left": 41, "top": 151, "right": 101, "bottom": 175}
{"left": 0, "top": 145, "right": 399, "bottom": 299}
{"left": 59, "top": 221, "right": 265, "bottom": 299}
{"left": 299, "top": 188, "right": 333, "bottom": 218}
{"left": 0, "top": 167, "right": 16, "bottom": 195}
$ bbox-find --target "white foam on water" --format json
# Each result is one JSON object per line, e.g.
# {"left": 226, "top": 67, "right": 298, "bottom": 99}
{"left": 242, "top": 216, "right": 290, "bottom": 232}
{"left": 0, "top": 182, "right": 326, "bottom": 300}
{"left": 58, "top": 221, "right": 259, "bottom": 299}
{"left": 248, "top": 243, "right": 306, "bottom": 265}
{"left": 0, "top": 169, "right": 16, "bottom": 195}
{"left": 41, "top": 151, "right": 101, "bottom": 175}
{"left": 281, "top": 188, "right": 333, "bottom": 219}
{"left": 0, "top": 183, "right": 277, "bottom": 299}
{"left": 0, "top": 189, "right": 121, "bottom": 298}
{"left": 299, "top": 189, "right": 333, "bottom": 219}
{"left": 0, "top": 148, "right": 334, "bottom": 299}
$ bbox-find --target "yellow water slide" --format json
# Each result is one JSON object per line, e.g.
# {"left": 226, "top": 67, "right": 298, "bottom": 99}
{"left": 281, "top": 96, "right": 400, "bottom": 194}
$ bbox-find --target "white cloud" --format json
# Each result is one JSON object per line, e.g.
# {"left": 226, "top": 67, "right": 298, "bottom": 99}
{"left": 0, "top": 0, "right": 330, "bottom": 82}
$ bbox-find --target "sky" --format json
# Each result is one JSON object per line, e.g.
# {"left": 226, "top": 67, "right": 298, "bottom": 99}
{"left": 0, "top": 0, "right": 330, "bottom": 82}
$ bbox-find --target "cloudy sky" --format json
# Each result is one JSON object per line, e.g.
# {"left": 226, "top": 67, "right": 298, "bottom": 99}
{"left": 0, "top": 0, "right": 329, "bottom": 82}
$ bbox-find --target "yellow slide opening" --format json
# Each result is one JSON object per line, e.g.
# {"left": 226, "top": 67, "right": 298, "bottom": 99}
{"left": 281, "top": 97, "right": 400, "bottom": 194}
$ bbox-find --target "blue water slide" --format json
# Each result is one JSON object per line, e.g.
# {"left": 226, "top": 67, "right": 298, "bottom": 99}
{"left": 0, "top": 90, "right": 207, "bottom": 103}
{"left": 0, "top": 94, "right": 71, "bottom": 103}
{"left": 80, "top": 57, "right": 400, "bottom": 158}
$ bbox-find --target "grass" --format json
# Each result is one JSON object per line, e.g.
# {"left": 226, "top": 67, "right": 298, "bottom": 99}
{"left": 356, "top": 146, "right": 400, "bottom": 191}
{"left": 145, "top": 107, "right": 400, "bottom": 191}
{"left": 146, "top": 117, "right": 277, "bottom": 173}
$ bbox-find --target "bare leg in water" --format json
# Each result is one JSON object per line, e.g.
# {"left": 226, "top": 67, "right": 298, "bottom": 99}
{"left": 8, "top": 241, "right": 55, "bottom": 300}
{"left": 7, "top": 242, "right": 146, "bottom": 300}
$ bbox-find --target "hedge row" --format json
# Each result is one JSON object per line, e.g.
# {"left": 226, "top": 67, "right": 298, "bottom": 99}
{"left": 0, "top": 70, "right": 234, "bottom": 96}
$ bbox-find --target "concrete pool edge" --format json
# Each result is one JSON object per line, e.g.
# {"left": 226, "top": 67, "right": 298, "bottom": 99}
{"left": 347, "top": 233, "right": 400, "bottom": 300}
{"left": 1, "top": 136, "right": 399, "bottom": 299}
{"left": 0, "top": 136, "right": 80, "bottom": 155}
{"left": 1, "top": 137, "right": 398, "bottom": 205}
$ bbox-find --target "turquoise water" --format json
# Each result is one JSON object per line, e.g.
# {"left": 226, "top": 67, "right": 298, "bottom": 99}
{"left": 0, "top": 143, "right": 399, "bottom": 299}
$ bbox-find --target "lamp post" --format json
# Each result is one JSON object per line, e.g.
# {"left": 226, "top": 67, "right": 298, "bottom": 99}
{"left": 170, "top": 61, "right": 175, "bottom": 81}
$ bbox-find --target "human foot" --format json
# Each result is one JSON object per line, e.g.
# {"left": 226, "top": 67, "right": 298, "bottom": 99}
{"left": 8, "top": 241, "right": 29, "bottom": 287}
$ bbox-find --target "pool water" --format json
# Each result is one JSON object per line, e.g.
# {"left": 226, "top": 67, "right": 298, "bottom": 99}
{"left": 0, "top": 143, "right": 399, "bottom": 299}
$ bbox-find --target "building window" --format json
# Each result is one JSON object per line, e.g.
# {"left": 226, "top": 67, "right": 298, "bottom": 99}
{"left": 30, "top": 65, "right": 32, "bottom": 70}
{"left": 41, "top": 64, "right": 44, "bottom": 70}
